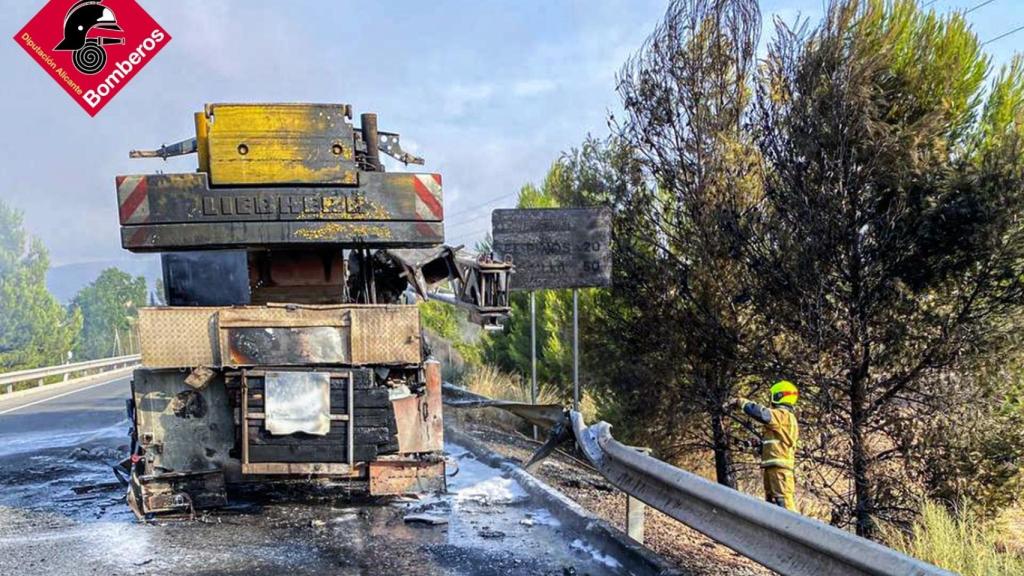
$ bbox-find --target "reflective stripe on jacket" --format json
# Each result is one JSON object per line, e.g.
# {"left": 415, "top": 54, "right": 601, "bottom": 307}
{"left": 739, "top": 399, "right": 798, "bottom": 470}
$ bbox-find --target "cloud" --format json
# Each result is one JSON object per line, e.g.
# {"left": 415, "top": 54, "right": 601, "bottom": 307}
{"left": 441, "top": 83, "right": 497, "bottom": 117}
{"left": 1, "top": 0, "right": 670, "bottom": 266}
{"left": 512, "top": 79, "right": 557, "bottom": 97}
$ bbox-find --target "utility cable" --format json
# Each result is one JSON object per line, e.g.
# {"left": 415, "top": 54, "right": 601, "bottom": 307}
{"left": 983, "top": 23, "right": 1024, "bottom": 45}
{"left": 443, "top": 191, "right": 519, "bottom": 221}
{"left": 964, "top": 0, "right": 996, "bottom": 15}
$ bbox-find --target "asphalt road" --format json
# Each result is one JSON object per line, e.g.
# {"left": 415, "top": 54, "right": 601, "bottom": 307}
{"left": 0, "top": 373, "right": 132, "bottom": 458}
{"left": 0, "top": 373, "right": 636, "bottom": 576}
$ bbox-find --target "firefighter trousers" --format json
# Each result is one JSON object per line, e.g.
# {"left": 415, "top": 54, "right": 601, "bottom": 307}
{"left": 762, "top": 466, "right": 796, "bottom": 512}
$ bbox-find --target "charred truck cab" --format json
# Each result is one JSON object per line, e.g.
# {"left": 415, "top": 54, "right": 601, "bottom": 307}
{"left": 115, "top": 104, "right": 512, "bottom": 518}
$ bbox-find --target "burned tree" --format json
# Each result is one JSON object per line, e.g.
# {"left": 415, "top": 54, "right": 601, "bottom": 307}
{"left": 748, "top": 0, "right": 1024, "bottom": 536}
{"left": 611, "top": 0, "right": 763, "bottom": 486}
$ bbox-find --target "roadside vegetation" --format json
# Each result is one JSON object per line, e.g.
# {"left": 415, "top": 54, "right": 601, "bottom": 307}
{"left": 0, "top": 200, "right": 81, "bottom": 372}
{"left": 0, "top": 198, "right": 149, "bottom": 375}
{"left": 2, "top": 0, "right": 1022, "bottom": 569}
{"left": 883, "top": 501, "right": 1024, "bottom": 576}
{"left": 441, "top": 0, "right": 1024, "bottom": 569}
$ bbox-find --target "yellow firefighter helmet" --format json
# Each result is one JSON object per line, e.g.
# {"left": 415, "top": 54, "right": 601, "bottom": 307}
{"left": 770, "top": 380, "right": 798, "bottom": 406}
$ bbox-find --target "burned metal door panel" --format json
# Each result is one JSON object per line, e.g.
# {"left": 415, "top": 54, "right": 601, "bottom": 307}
{"left": 136, "top": 305, "right": 423, "bottom": 370}
{"left": 133, "top": 369, "right": 236, "bottom": 474}
{"left": 238, "top": 370, "right": 399, "bottom": 468}
{"left": 225, "top": 326, "right": 350, "bottom": 366}
{"left": 394, "top": 361, "right": 444, "bottom": 453}
{"left": 263, "top": 371, "right": 331, "bottom": 436}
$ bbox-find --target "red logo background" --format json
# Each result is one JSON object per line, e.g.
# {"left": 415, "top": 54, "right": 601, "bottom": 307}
{"left": 13, "top": 0, "right": 171, "bottom": 117}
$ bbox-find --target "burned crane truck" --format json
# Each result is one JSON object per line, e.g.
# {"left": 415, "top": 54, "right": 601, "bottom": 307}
{"left": 115, "top": 103, "right": 512, "bottom": 518}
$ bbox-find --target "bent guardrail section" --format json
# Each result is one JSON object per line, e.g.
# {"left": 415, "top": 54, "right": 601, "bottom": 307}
{"left": 570, "top": 413, "right": 953, "bottom": 576}
{"left": 0, "top": 354, "right": 141, "bottom": 395}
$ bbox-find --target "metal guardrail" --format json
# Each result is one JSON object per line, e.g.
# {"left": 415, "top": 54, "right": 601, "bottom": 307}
{"left": 0, "top": 355, "right": 141, "bottom": 395}
{"left": 570, "top": 413, "right": 954, "bottom": 576}
{"left": 441, "top": 383, "right": 953, "bottom": 574}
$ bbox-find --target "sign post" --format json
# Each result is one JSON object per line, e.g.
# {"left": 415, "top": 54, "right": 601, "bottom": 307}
{"left": 492, "top": 208, "right": 612, "bottom": 414}
{"left": 573, "top": 288, "right": 580, "bottom": 411}
{"left": 530, "top": 290, "right": 538, "bottom": 439}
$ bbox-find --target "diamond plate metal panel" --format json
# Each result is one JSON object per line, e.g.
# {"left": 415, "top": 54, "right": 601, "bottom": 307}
{"left": 350, "top": 306, "right": 421, "bottom": 365}
{"left": 139, "top": 307, "right": 220, "bottom": 368}
{"left": 139, "top": 305, "right": 420, "bottom": 368}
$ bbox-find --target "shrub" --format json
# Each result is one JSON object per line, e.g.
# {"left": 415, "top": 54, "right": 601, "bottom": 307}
{"left": 883, "top": 501, "right": 1024, "bottom": 576}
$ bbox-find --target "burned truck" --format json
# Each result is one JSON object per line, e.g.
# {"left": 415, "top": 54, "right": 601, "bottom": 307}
{"left": 115, "top": 103, "right": 511, "bottom": 518}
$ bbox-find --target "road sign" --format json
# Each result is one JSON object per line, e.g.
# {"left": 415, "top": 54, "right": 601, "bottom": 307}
{"left": 492, "top": 208, "right": 612, "bottom": 291}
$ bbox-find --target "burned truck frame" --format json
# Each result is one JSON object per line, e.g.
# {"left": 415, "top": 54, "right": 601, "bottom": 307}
{"left": 115, "top": 103, "right": 511, "bottom": 518}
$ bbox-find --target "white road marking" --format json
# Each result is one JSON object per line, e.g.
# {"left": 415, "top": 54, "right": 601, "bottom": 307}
{"left": 0, "top": 377, "right": 126, "bottom": 416}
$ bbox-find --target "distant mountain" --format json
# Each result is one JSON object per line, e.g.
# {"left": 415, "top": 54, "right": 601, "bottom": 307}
{"left": 47, "top": 256, "right": 162, "bottom": 303}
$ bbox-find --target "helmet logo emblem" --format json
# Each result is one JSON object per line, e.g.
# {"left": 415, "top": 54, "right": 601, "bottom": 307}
{"left": 53, "top": 0, "right": 125, "bottom": 75}
{"left": 14, "top": 0, "right": 171, "bottom": 116}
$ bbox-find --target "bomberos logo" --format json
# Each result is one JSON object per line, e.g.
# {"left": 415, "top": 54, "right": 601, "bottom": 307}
{"left": 14, "top": 0, "right": 171, "bottom": 116}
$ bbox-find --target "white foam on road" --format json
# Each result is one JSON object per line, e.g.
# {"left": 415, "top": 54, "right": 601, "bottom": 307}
{"left": 571, "top": 538, "right": 623, "bottom": 569}
{"left": 521, "top": 507, "right": 562, "bottom": 527}
{"left": 445, "top": 443, "right": 528, "bottom": 506}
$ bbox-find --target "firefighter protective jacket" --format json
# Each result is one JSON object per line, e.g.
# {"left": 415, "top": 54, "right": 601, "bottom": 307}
{"left": 739, "top": 400, "right": 798, "bottom": 470}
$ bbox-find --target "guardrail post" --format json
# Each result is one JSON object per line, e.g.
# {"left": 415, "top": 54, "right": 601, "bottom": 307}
{"left": 625, "top": 446, "right": 650, "bottom": 544}
{"left": 36, "top": 378, "right": 45, "bottom": 389}
{"left": 4, "top": 383, "right": 12, "bottom": 395}
{"left": 627, "top": 494, "right": 646, "bottom": 544}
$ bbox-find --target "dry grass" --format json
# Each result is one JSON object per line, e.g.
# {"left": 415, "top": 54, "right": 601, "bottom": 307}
{"left": 882, "top": 501, "right": 1024, "bottom": 576}
{"left": 997, "top": 505, "right": 1024, "bottom": 556}
{"left": 460, "top": 364, "right": 599, "bottom": 430}
{"left": 463, "top": 364, "right": 559, "bottom": 405}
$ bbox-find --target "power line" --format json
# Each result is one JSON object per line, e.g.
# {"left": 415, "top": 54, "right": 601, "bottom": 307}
{"left": 964, "top": 0, "right": 996, "bottom": 14}
{"left": 445, "top": 207, "right": 507, "bottom": 230}
{"left": 446, "top": 221, "right": 494, "bottom": 236}
{"left": 442, "top": 197, "right": 520, "bottom": 232}
{"left": 983, "top": 23, "right": 1024, "bottom": 45}
{"left": 922, "top": 0, "right": 997, "bottom": 13}
{"left": 445, "top": 206, "right": 505, "bottom": 231}
{"left": 446, "top": 224, "right": 492, "bottom": 242}
{"left": 448, "top": 224, "right": 491, "bottom": 238}
{"left": 443, "top": 191, "right": 519, "bottom": 221}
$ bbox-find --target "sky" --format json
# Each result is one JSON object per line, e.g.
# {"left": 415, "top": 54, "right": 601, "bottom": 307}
{"left": 2, "top": 0, "right": 1022, "bottom": 273}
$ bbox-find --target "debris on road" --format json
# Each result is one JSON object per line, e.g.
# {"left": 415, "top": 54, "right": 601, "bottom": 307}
{"left": 478, "top": 527, "right": 506, "bottom": 539}
{"left": 71, "top": 481, "right": 123, "bottom": 495}
{"left": 403, "top": 513, "right": 448, "bottom": 525}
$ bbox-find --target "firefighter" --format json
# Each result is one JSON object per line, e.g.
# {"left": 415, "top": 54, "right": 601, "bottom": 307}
{"left": 724, "top": 380, "right": 799, "bottom": 511}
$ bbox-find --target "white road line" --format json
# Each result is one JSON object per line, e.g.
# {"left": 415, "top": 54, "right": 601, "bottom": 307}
{"left": 0, "top": 377, "right": 126, "bottom": 416}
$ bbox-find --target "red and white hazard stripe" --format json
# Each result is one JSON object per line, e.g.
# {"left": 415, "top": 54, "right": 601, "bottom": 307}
{"left": 116, "top": 175, "right": 150, "bottom": 225}
{"left": 412, "top": 174, "right": 443, "bottom": 221}
{"left": 412, "top": 173, "right": 443, "bottom": 237}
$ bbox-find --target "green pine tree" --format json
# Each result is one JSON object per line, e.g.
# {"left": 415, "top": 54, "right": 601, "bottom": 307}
{"left": 71, "top": 268, "right": 147, "bottom": 360}
{"left": 0, "top": 200, "right": 81, "bottom": 372}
